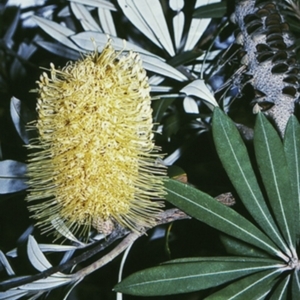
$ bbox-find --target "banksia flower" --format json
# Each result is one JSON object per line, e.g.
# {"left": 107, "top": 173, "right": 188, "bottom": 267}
{"left": 26, "top": 41, "right": 166, "bottom": 240}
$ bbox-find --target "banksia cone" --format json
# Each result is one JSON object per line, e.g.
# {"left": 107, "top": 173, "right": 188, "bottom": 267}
{"left": 26, "top": 41, "right": 166, "bottom": 240}
{"left": 233, "top": 0, "right": 299, "bottom": 137}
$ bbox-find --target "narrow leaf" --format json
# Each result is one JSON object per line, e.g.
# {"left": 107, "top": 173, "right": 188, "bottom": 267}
{"left": 71, "top": 31, "right": 157, "bottom": 57}
{"left": 61, "top": 280, "right": 82, "bottom": 300}
{"left": 163, "top": 114, "right": 181, "bottom": 137}
{"left": 32, "top": 16, "right": 81, "bottom": 51}
{"left": 291, "top": 271, "right": 300, "bottom": 298}
{"left": 284, "top": 115, "right": 300, "bottom": 240}
{"left": 98, "top": 7, "right": 117, "bottom": 36}
{"left": 167, "top": 49, "right": 204, "bottom": 67}
{"left": 67, "top": 0, "right": 117, "bottom": 10}
{"left": 193, "top": 2, "right": 227, "bottom": 18}
{"left": 27, "top": 235, "right": 53, "bottom": 272}
{"left": 71, "top": 32, "right": 187, "bottom": 81}
{"left": 57, "top": 6, "right": 71, "bottom": 18}
{"left": 70, "top": 2, "right": 102, "bottom": 31}
{"left": 269, "top": 274, "right": 290, "bottom": 300}
{"left": 8, "top": 243, "right": 78, "bottom": 258}
{"left": 148, "top": 75, "right": 165, "bottom": 86}
{"left": 35, "top": 244, "right": 78, "bottom": 253}
{"left": 183, "top": 97, "right": 199, "bottom": 114}
{"left": 0, "top": 290, "right": 28, "bottom": 300}
{"left": 162, "top": 256, "right": 280, "bottom": 264}
{"left": 20, "top": 274, "right": 72, "bottom": 290}
{"left": 170, "top": 1, "right": 184, "bottom": 50}
{"left": 254, "top": 112, "right": 296, "bottom": 255}
{"left": 10, "top": 43, "right": 37, "bottom": 80}
{"left": 10, "top": 97, "right": 35, "bottom": 144}
{"left": 184, "top": 0, "right": 221, "bottom": 51}
{"left": 36, "top": 41, "right": 80, "bottom": 60}
{"left": 205, "top": 269, "right": 282, "bottom": 299}
{"left": 115, "top": 259, "right": 282, "bottom": 296}
{"left": 181, "top": 79, "right": 218, "bottom": 107}
{"left": 51, "top": 217, "right": 85, "bottom": 246}
{"left": 0, "top": 160, "right": 27, "bottom": 194}
{"left": 212, "top": 108, "right": 290, "bottom": 258}
{"left": 169, "top": 0, "right": 184, "bottom": 11}
{"left": 150, "top": 85, "right": 172, "bottom": 92}
{"left": 0, "top": 276, "right": 30, "bottom": 293}
{"left": 4, "top": 7, "right": 20, "bottom": 43}
{"left": 118, "top": 0, "right": 175, "bottom": 56}
{"left": 173, "top": 12, "right": 184, "bottom": 50}
{"left": 139, "top": 53, "right": 187, "bottom": 81}
{"left": 0, "top": 251, "right": 15, "bottom": 276}
{"left": 152, "top": 97, "right": 177, "bottom": 124}
{"left": 6, "top": 243, "right": 76, "bottom": 259}
{"left": 164, "top": 178, "right": 282, "bottom": 258}
{"left": 219, "top": 234, "right": 271, "bottom": 258}
{"left": 163, "top": 145, "right": 185, "bottom": 165}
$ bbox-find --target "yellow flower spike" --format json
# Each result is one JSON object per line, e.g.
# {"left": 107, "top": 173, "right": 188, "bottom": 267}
{"left": 26, "top": 41, "right": 166, "bottom": 240}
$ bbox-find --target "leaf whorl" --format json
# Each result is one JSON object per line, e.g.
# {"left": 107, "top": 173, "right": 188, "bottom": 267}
{"left": 234, "top": 0, "right": 299, "bottom": 136}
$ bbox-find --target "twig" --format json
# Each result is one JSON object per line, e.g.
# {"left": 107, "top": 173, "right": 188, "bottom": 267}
{"left": 73, "top": 208, "right": 189, "bottom": 280}
{"left": 0, "top": 227, "right": 130, "bottom": 292}
{"left": 0, "top": 209, "right": 189, "bottom": 292}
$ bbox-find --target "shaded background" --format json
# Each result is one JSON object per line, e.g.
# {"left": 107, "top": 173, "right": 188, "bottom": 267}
{"left": 1, "top": 0, "right": 300, "bottom": 299}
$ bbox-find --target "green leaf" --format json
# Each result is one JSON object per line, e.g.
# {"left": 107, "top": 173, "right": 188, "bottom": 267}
{"left": 164, "top": 178, "right": 281, "bottom": 258}
{"left": 193, "top": 2, "right": 227, "bottom": 19}
{"left": 219, "top": 234, "right": 271, "bottom": 258}
{"left": 205, "top": 269, "right": 282, "bottom": 299}
{"left": 285, "top": 16, "right": 300, "bottom": 34}
{"left": 114, "top": 258, "right": 282, "bottom": 296}
{"left": 167, "top": 165, "right": 187, "bottom": 181}
{"left": 162, "top": 256, "right": 280, "bottom": 265}
{"left": 212, "top": 108, "right": 289, "bottom": 259}
{"left": 163, "top": 113, "right": 181, "bottom": 137}
{"left": 291, "top": 271, "right": 300, "bottom": 299}
{"left": 167, "top": 50, "right": 203, "bottom": 67}
{"left": 152, "top": 96, "right": 176, "bottom": 124}
{"left": 284, "top": 116, "right": 300, "bottom": 240}
{"left": 254, "top": 112, "right": 296, "bottom": 256}
{"left": 269, "top": 274, "right": 290, "bottom": 300}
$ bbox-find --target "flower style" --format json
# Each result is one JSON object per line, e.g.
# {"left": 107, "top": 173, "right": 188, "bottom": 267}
{"left": 26, "top": 41, "right": 166, "bottom": 240}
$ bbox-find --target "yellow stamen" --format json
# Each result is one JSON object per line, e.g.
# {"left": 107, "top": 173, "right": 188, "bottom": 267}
{"left": 26, "top": 41, "right": 166, "bottom": 240}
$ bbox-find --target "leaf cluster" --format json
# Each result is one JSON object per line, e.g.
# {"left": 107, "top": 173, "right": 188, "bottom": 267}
{"left": 115, "top": 108, "right": 300, "bottom": 299}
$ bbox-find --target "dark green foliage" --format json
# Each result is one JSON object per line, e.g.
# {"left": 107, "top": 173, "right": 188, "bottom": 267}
{"left": 115, "top": 109, "right": 300, "bottom": 299}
